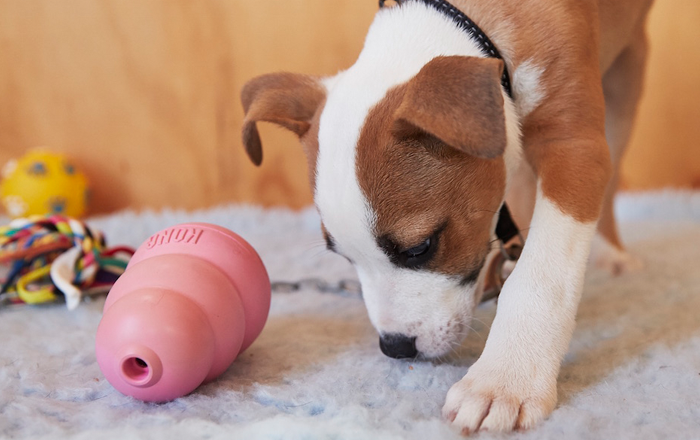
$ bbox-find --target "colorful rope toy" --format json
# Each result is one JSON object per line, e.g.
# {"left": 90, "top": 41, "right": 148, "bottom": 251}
{"left": 0, "top": 215, "right": 134, "bottom": 309}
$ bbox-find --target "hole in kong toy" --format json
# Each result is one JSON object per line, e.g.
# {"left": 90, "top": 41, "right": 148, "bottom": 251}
{"left": 122, "top": 357, "right": 151, "bottom": 385}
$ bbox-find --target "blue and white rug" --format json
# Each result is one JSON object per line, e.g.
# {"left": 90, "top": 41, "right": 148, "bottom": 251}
{"left": 2, "top": 191, "right": 699, "bottom": 440}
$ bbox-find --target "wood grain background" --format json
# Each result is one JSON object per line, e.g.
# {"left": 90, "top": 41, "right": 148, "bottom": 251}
{"left": 0, "top": 0, "right": 697, "bottom": 214}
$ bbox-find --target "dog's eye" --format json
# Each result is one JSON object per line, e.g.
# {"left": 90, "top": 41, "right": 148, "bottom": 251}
{"left": 324, "top": 233, "right": 336, "bottom": 252}
{"left": 404, "top": 238, "right": 431, "bottom": 258}
{"left": 377, "top": 223, "right": 445, "bottom": 270}
{"left": 399, "top": 236, "right": 437, "bottom": 268}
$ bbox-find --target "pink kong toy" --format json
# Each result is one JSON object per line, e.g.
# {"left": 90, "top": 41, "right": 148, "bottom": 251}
{"left": 95, "top": 223, "right": 270, "bottom": 402}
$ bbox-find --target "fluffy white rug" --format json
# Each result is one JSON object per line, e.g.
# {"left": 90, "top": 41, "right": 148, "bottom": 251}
{"left": 2, "top": 191, "right": 700, "bottom": 440}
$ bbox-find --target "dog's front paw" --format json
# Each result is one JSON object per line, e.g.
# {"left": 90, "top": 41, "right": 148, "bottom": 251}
{"left": 442, "top": 360, "right": 557, "bottom": 434}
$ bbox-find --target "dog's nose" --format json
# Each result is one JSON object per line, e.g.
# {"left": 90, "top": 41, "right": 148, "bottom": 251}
{"left": 379, "top": 333, "right": 418, "bottom": 359}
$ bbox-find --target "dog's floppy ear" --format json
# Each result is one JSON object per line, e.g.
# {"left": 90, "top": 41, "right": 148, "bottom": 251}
{"left": 241, "top": 72, "right": 325, "bottom": 166}
{"left": 393, "top": 56, "right": 507, "bottom": 159}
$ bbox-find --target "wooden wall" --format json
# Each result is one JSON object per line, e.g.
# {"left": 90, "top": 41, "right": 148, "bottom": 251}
{"left": 0, "top": 0, "right": 697, "bottom": 215}
{"left": 621, "top": 0, "right": 700, "bottom": 190}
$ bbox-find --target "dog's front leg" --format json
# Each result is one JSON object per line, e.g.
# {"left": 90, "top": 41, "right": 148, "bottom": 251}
{"left": 443, "top": 137, "right": 611, "bottom": 433}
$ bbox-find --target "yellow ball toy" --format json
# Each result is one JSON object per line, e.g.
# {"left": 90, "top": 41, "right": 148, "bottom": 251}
{"left": 1, "top": 150, "right": 89, "bottom": 218}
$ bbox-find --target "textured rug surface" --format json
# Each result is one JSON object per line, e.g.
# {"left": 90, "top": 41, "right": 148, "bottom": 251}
{"left": 1, "top": 191, "right": 700, "bottom": 440}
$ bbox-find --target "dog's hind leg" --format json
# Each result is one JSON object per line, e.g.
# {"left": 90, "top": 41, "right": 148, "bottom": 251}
{"left": 590, "top": 30, "right": 649, "bottom": 275}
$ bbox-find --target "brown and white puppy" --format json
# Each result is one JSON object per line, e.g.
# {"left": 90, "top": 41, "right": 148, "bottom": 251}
{"left": 241, "top": 0, "right": 654, "bottom": 433}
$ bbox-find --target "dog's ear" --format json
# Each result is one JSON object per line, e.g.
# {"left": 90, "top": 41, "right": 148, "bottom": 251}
{"left": 241, "top": 72, "right": 325, "bottom": 166}
{"left": 393, "top": 56, "right": 507, "bottom": 159}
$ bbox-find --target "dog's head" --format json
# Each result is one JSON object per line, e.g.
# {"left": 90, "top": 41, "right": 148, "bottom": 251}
{"left": 242, "top": 56, "right": 518, "bottom": 359}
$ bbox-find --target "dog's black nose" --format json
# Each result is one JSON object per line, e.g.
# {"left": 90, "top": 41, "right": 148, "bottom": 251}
{"left": 379, "top": 333, "right": 418, "bottom": 359}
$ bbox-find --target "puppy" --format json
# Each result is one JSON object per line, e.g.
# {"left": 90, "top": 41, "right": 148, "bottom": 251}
{"left": 241, "top": 0, "right": 654, "bottom": 433}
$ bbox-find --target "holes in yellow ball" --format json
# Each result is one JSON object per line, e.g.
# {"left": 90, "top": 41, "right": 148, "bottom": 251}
{"left": 27, "top": 161, "right": 47, "bottom": 176}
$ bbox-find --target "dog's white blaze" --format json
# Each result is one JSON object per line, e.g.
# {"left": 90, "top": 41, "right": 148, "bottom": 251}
{"left": 512, "top": 60, "right": 547, "bottom": 117}
{"left": 315, "top": 2, "right": 522, "bottom": 356}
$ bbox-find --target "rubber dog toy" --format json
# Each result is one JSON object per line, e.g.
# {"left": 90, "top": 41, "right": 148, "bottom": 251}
{"left": 1, "top": 150, "right": 89, "bottom": 218}
{"left": 95, "top": 223, "right": 271, "bottom": 402}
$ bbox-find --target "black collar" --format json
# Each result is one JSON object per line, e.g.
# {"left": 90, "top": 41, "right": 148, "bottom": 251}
{"left": 379, "top": 0, "right": 513, "bottom": 98}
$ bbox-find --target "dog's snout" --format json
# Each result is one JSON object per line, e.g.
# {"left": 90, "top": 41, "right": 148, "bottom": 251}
{"left": 379, "top": 333, "right": 418, "bottom": 359}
